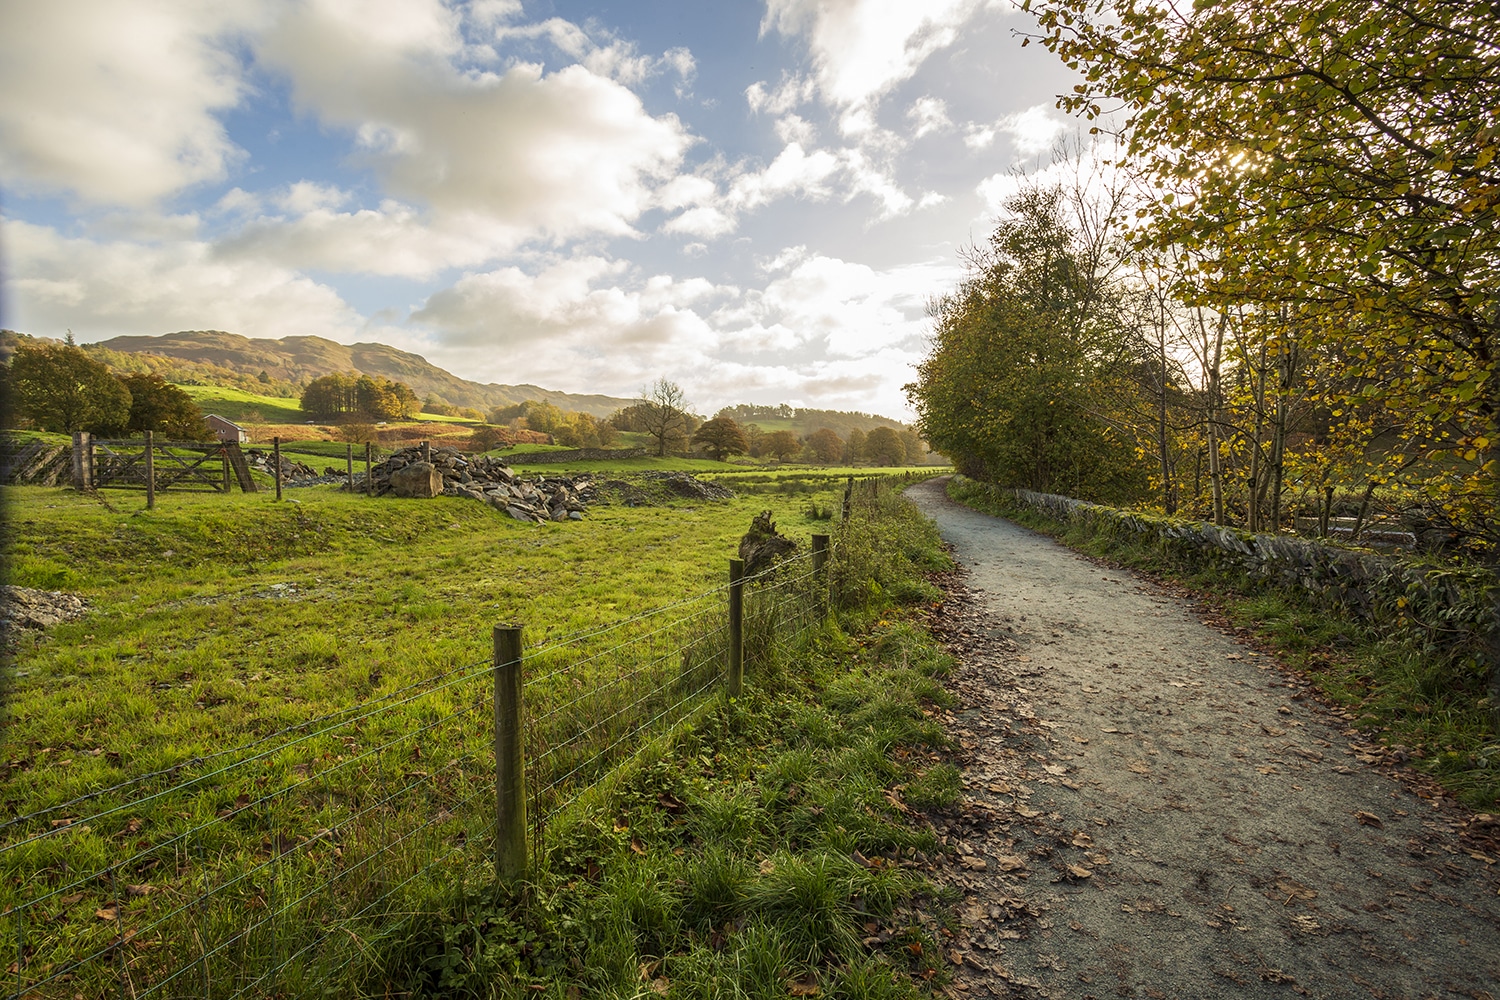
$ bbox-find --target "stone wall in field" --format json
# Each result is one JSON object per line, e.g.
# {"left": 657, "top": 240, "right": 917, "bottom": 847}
{"left": 515, "top": 447, "right": 650, "bottom": 464}
{"left": 986, "top": 483, "right": 1500, "bottom": 700}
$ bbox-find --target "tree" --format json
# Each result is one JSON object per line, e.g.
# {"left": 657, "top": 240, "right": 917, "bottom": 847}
{"left": 865, "top": 427, "right": 908, "bottom": 467}
{"left": 8, "top": 342, "right": 131, "bottom": 434}
{"left": 693, "top": 416, "right": 750, "bottom": 461}
{"left": 639, "top": 378, "right": 690, "bottom": 456}
{"left": 762, "top": 430, "right": 801, "bottom": 461}
{"left": 907, "top": 183, "right": 1148, "bottom": 500}
{"left": 1029, "top": 0, "right": 1500, "bottom": 539}
{"left": 119, "top": 373, "right": 210, "bottom": 439}
{"left": 844, "top": 427, "right": 866, "bottom": 464}
{"left": 301, "top": 372, "right": 418, "bottom": 422}
{"left": 804, "top": 427, "right": 843, "bottom": 464}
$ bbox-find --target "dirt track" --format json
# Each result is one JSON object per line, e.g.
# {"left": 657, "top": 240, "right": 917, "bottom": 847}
{"left": 904, "top": 478, "right": 1500, "bottom": 1000}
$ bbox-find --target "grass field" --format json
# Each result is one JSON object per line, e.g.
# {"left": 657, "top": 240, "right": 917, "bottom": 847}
{"left": 1, "top": 470, "right": 951, "bottom": 997}
{"left": 181, "top": 385, "right": 478, "bottom": 429}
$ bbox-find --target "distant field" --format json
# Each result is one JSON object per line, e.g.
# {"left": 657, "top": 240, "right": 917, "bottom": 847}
{"left": 181, "top": 385, "right": 479, "bottom": 429}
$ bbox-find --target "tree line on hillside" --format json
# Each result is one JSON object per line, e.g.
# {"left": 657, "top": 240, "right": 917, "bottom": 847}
{"left": 909, "top": 0, "right": 1498, "bottom": 551}
{"left": 300, "top": 372, "right": 422, "bottom": 422}
{"left": 1, "top": 339, "right": 212, "bottom": 439}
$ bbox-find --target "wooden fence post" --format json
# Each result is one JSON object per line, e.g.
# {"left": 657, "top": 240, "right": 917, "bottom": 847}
{"left": 144, "top": 431, "right": 156, "bottom": 510}
{"left": 492, "top": 624, "right": 528, "bottom": 879}
{"left": 421, "top": 440, "right": 431, "bottom": 464}
{"left": 812, "top": 534, "right": 829, "bottom": 610}
{"left": 273, "top": 437, "right": 283, "bottom": 501}
{"left": 842, "top": 475, "right": 853, "bottom": 522}
{"left": 727, "top": 559, "right": 745, "bottom": 698}
{"left": 364, "top": 442, "right": 372, "bottom": 495}
{"left": 345, "top": 443, "right": 353, "bottom": 490}
{"left": 71, "top": 432, "right": 93, "bottom": 491}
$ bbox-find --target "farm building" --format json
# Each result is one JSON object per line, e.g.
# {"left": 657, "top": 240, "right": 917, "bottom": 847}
{"left": 205, "top": 414, "right": 249, "bottom": 443}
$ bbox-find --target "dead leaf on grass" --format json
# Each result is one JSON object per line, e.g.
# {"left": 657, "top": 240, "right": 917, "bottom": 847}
{"left": 94, "top": 907, "right": 118, "bottom": 921}
{"left": 788, "top": 973, "right": 820, "bottom": 996}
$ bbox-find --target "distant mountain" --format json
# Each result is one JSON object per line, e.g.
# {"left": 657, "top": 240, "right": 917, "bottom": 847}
{"left": 88, "top": 331, "right": 637, "bottom": 418}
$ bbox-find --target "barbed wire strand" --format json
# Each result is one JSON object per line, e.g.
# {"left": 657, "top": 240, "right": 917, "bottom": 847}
{"left": 16, "top": 751, "right": 485, "bottom": 1000}
{"left": 0, "top": 654, "right": 493, "bottom": 838}
{"left": 539, "top": 672, "right": 721, "bottom": 823}
{"left": 526, "top": 608, "right": 721, "bottom": 728}
{"left": 528, "top": 639, "right": 722, "bottom": 772}
{"left": 8, "top": 692, "right": 487, "bottom": 918}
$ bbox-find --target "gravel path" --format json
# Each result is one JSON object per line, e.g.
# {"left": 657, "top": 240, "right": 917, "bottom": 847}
{"left": 904, "top": 478, "right": 1500, "bottom": 1000}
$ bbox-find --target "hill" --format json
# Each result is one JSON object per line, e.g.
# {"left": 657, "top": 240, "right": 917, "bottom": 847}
{"left": 84, "top": 330, "right": 637, "bottom": 417}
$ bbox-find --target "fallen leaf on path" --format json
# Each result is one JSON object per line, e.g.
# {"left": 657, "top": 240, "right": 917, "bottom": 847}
{"left": 1272, "top": 879, "right": 1317, "bottom": 903}
{"left": 994, "top": 855, "right": 1027, "bottom": 871}
{"left": 959, "top": 857, "right": 988, "bottom": 871}
{"left": 1065, "top": 864, "right": 1092, "bottom": 879}
{"left": 1127, "top": 762, "right": 1150, "bottom": 775}
{"left": 1043, "top": 765, "right": 1067, "bottom": 776}
{"left": 1354, "top": 811, "right": 1384, "bottom": 829}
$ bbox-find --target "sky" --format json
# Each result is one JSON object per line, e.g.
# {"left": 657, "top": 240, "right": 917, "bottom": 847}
{"left": 0, "top": 0, "right": 1082, "bottom": 419}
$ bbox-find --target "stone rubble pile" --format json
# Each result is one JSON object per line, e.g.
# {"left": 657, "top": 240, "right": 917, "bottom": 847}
{"left": 641, "top": 470, "right": 737, "bottom": 501}
{"left": 357, "top": 444, "right": 599, "bottom": 523}
{"left": 245, "top": 449, "right": 318, "bottom": 481}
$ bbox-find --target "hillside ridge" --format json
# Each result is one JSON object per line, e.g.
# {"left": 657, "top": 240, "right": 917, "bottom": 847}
{"left": 89, "top": 330, "right": 637, "bottom": 418}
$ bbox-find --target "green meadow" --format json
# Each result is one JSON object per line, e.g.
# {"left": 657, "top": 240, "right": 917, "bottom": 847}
{"left": 1, "top": 469, "right": 958, "bottom": 998}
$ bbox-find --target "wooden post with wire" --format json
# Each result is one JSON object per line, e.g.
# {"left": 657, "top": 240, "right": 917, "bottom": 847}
{"left": 493, "top": 624, "right": 528, "bottom": 878}
{"left": 842, "top": 475, "right": 853, "bottom": 522}
{"left": 144, "top": 431, "right": 156, "bottom": 510}
{"left": 273, "top": 436, "right": 283, "bottom": 501}
{"left": 812, "top": 533, "right": 829, "bottom": 610}
{"left": 346, "top": 443, "right": 353, "bottom": 490}
{"left": 727, "top": 558, "right": 745, "bottom": 698}
{"left": 364, "top": 442, "right": 373, "bottom": 496}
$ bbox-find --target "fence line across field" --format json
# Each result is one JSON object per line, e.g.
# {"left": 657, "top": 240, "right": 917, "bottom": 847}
{"left": 0, "top": 515, "right": 855, "bottom": 999}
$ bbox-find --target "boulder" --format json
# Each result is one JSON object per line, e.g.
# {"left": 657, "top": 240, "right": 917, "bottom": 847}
{"left": 391, "top": 461, "right": 444, "bottom": 498}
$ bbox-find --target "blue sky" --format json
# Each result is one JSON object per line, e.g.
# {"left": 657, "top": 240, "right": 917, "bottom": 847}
{"left": 1, "top": 0, "right": 1081, "bottom": 418}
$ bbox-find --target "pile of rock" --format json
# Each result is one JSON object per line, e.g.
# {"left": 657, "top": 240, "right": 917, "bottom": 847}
{"left": 245, "top": 449, "right": 318, "bottom": 481}
{"left": 642, "top": 471, "right": 737, "bottom": 501}
{"left": 357, "top": 445, "right": 597, "bottom": 523}
{"left": 1, "top": 586, "right": 89, "bottom": 653}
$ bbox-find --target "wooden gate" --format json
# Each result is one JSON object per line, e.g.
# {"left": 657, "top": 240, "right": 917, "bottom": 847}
{"left": 74, "top": 435, "right": 257, "bottom": 493}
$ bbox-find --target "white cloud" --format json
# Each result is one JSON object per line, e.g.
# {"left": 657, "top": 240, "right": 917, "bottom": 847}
{"left": 907, "top": 97, "right": 952, "bottom": 139}
{"left": 745, "top": 74, "right": 817, "bottom": 116}
{"left": 774, "top": 115, "right": 818, "bottom": 147}
{"left": 255, "top": 0, "right": 695, "bottom": 244}
{"left": 661, "top": 141, "right": 917, "bottom": 238}
{"left": 215, "top": 200, "right": 514, "bottom": 278}
{"left": 1000, "top": 104, "right": 1066, "bottom": 155}
{"left": 760, "top": 0, "right": 993, "bottom": 123}
{"left": 0, "top": 0, "right": 259, "bottom": 207}
{"left": 964, "top": 124, "right": 997, "bottom": 150}
{"left": 6, "top": 220, "right": 362, "bottom": 341}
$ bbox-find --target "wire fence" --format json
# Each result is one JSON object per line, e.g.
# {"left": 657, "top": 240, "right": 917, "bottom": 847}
{"left": 0, "top": 508, "right": 871, "bottom": 998}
